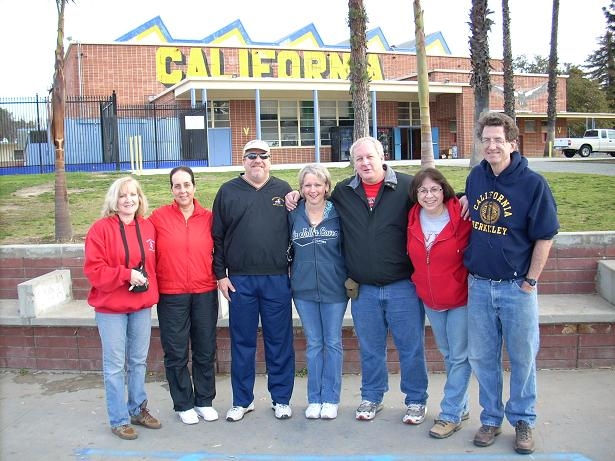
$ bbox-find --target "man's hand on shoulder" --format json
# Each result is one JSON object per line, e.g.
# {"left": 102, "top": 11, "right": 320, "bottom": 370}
{"left": 459, "top": 195, "right": 470, "bottom": 220}
{"left": 285, "top": 190, "right": 300, "bottom": 211}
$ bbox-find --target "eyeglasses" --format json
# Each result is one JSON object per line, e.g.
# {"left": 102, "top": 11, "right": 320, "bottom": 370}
{"left": 417, "top": 186, "right": 443, "bottom": 196}
{"left": 244, "top": 152, "right": 270, "bottom": 160}
{"left": 481, "top": 138, "right": 507, "bottom": 146}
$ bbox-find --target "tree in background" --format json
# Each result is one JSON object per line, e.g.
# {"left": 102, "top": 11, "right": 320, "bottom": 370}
{"left": 51, "top": 0, "right": 73, "bottom": 242}
{"left": 468, "top": 0, "right": 494, "bottom": 167}
{"left": 513, "top": 55, "right": 550, "bottom": 73}
{"left": 501, "top": 0, "right": 516, "bottom": 121}
{"left": 413, "top": 0, "right": 434, "bottom": 169}
{"left": 564, "top": 65, "right": 613, "bottom": 135}
{"left": 585, "top": 0, "right": 615, "bottom": 111}
{"left": 0, "top": 108, "right": 20, "bottom": 143}
{"left": 348, "top": 0, "right": 370, "bottom": 140}
{"left": 544, "top": 0, "right": 560, "bottom": 157}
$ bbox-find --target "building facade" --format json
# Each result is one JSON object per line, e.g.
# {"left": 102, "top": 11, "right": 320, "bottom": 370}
{"left": 60, "top": 16, "right": 567, "bottom": 168}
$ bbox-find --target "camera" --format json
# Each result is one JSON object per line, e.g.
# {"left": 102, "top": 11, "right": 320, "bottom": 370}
{"left": 129, "top": 263, "right": 149, "bottom": 293}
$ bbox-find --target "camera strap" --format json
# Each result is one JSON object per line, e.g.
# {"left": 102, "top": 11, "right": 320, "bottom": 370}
{"left": 118, "top": 216, "right": 146, "bottom": 269}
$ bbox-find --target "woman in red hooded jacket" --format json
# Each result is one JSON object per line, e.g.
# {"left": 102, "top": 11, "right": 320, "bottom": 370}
{"left": 84, "top": 176, "right": 160, "bottom": 440}
{"left": 407, "top": 167, "right": 472, "bottom": 440}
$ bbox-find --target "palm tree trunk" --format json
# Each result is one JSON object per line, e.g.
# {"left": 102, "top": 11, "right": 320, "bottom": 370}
{"left": 52, "top": 0, "right": 73, "bottom": 242}
{"left": 413, "top": 0, "right": 434, "bottom": 169}
{"left": 469, "top": 0, "right": 494, "bottom": 167}
{"left": 545, "top": 0, "right": 560, "bottom": 157}
{"left": 348, "top": 0, "right": 370, "bottom": 140}
{"left": 502, "top": 0, "right": 516, "bottom": 121}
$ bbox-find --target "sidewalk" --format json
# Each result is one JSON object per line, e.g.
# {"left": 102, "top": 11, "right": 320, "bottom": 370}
{"left": 1, "top": 368, "right": 613, "bottom": 461}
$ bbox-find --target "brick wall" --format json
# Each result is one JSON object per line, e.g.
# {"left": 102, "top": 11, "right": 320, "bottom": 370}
{"left": 2, "top": 232, "right": 613, "bottom": 300}
{"left": 1, "top": 323, "right": 613, "bottom": 372}
{"left": 1, "top": 232, "right": 614, "bottom": 372}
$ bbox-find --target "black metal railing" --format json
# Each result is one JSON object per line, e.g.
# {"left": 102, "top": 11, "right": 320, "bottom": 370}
{"left": 0, "top": 95, "right": 205, "bottom": 175}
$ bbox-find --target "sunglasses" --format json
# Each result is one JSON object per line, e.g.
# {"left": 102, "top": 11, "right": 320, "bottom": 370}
{"left": 244, "top": 152, "right": 270, "bottom": 160}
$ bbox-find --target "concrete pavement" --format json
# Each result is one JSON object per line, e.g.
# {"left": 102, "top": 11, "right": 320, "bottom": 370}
{"left": 1, "top": 368, "right": 614, "bottom": 461}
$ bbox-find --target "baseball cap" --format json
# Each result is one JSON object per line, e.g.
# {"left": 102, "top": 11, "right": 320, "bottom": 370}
{"left": 243, "top": 139, "right": 271, "bottom": 154}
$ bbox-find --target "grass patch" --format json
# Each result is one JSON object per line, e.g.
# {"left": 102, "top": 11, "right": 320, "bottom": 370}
{"left": 0, "top": 166, "right": 613, "bottom": 244}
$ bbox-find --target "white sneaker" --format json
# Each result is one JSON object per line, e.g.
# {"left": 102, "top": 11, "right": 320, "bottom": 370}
{"left": 305, "top": 403, "right": 321, "bottom": 419}
{"left": 272, "top": 403, "right": 292, "bottom": 420}
{"left": 355, "top": 400, "right": 383, "bottom": 421}
{"left": 225, "top": 402, "right": 255, "bottom": 422}
{"left": 402, "top": 403, "right": 427, "bottom": 425}
{"left": 195, "top": 406, "right": 219, "bottom": 421}
{"left": 320, "top": 403, "right": 338, "bottom": 419}
{"left": 178, "top": 408, "right": 199, "bottom": 425}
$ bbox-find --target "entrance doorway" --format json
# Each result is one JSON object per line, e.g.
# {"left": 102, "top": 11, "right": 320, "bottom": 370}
{"left": 392, "top": 126, "right": 440, "bottom": 160}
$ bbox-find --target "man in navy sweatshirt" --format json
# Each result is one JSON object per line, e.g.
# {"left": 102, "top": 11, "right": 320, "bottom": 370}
{"left": 464, "top": 112, "right": 559, "bottom": 455}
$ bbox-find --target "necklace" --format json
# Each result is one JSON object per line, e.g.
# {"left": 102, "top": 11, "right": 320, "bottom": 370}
{"left": 306, "top": 203, "right": 324, "bottom": 227}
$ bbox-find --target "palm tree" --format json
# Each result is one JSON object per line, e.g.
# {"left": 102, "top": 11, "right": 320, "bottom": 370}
{"left": 413, "top": 0, "right": 435, "bottom": 169}
{"left": 544, "top": 0, "right": 560, "bottom": 157}
{"left": 468, "top": 0, "right": 494, "bottom": 167}
{"left": 347, "top": 0, "right": 370, "bottom": 140}
{"left": 51, "top": 0, "right": 73, "bottom": 241}
{"left": 501, "top": 0, "right": 516, "bottom": 121}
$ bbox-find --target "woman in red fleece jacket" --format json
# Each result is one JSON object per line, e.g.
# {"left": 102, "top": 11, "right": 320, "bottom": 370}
{"left": 407, "top": 168, "right": 471, "bottom": 440}
{"left": 148, "top": 166, "right": 219, "bottom": 425}
{"left": 84, "top": 176, "right": 160, "bottom": 440}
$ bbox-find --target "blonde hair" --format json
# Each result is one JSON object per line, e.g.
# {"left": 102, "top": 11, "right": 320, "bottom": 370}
{"left": 101, "top": 176, "right": 148, "bottom": 218}
{"left": 298, "top": 163, "right": 332, "bottom": 199}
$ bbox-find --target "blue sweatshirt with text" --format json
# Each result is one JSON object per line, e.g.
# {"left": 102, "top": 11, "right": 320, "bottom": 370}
{"left": 463, "top": 151, "right": 559, "bottom": 280}
{"left": 288, "top": 200, "right": 348, "bottom": 303}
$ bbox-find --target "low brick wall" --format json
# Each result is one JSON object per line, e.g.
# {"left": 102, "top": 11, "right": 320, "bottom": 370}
{"left": 1, "top": 232, "right": 614, "bottom": 373}
{"left": 1, "top": 320, "right": 614, "bottom": 373}
{"left": 2, "top": 232, "right": 614, "bottom": 300}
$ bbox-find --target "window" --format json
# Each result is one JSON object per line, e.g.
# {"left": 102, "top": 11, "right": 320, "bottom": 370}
{"left": 524, "top": 120, "right": 536, "bottom": 133}
{"left": 540, "top": 121, "right": 548, "bottom": 133}
{"left": 260, "top": 100, "right": 355, "bottom": 147}
{"left": 280, "top": 101, "right": 299, "bottom": 146}
{"left": 398, "top": 102, "right": 420, "bottom": 126}
{"left": 319, "top": 101, "right": 337, "bottom": 145}
{"left": 206, "top": 100, "right": 230, "bottom": 128}
{"left": 299, "top": 101, "right": 315, "bottom": 145}
{"left": 261, "top": 100, "right": 279, "bottom": 146}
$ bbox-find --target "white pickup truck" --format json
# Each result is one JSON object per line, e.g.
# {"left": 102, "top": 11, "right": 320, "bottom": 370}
{"left": 554, "top": 128, "right": 615, "bottom": 158}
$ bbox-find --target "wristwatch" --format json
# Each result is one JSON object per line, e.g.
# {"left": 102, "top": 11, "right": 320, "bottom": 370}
{"left": 524, "top": 277, "right": 537, "bottom": 287}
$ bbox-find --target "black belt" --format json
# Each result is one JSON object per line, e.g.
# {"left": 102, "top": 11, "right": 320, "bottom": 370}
{"left": 471, "top": 273, "right": 522, "bottom": 283}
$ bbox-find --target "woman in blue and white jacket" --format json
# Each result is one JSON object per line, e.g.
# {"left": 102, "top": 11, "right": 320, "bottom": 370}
{"left": 289, "top": 163, "right": 348, "bottom": 420}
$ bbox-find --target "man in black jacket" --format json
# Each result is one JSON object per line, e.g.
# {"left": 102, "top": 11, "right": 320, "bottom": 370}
{"left": 287, "top": 136, "right": 428, "bottom": 424}
{"left": 213, "top": 139, "right": 295, "bottom": 422}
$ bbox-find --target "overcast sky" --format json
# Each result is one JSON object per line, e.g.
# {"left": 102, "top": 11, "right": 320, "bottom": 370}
{"left": 0, "top": 0, "right": 609, "bottom": 97}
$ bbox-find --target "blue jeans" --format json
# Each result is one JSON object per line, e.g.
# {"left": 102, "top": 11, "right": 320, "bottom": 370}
{"left": 228, "top": 275, "right": 295, "bottom": 407}
{"left": 424, "top": 304, "right": 471, "bottom": 423}
{"left": 95, "top": 308, "right": 152, "bottom": 428}
{"left": 350, "top": 279, "right": 428, "bottom": 405}
{"left": 294, "top": 299, "right": 347, "bottom": 404}
{"left": 467, "top": 275, "right": 539, "bottom": 428}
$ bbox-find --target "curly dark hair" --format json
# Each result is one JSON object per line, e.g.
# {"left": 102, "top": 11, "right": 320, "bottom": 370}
{"left": 475, "top": 111, "right": 519, "bottom": 142}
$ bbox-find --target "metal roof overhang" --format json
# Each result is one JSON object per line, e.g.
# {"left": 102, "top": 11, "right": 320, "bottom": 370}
{"left": 154, "top": 77, "right": 464, "bottom": 102}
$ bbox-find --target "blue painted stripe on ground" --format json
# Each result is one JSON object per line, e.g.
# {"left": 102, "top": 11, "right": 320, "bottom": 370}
{"left": 74, "top": 448, "right": 595, "bottom": 461}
